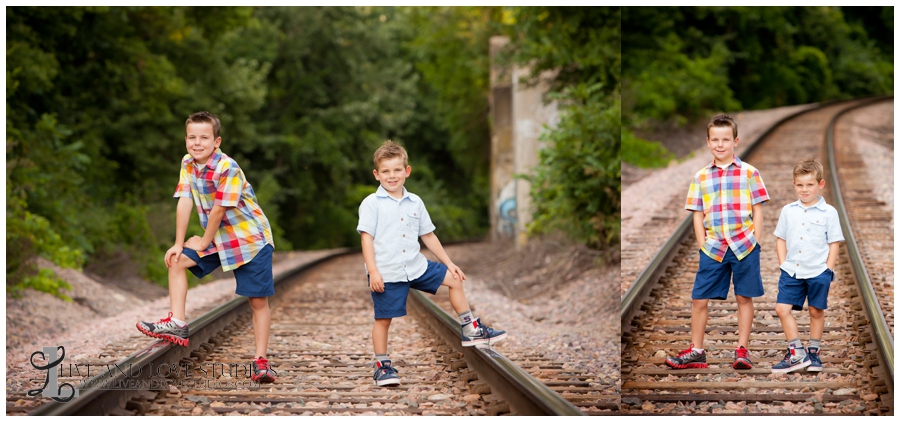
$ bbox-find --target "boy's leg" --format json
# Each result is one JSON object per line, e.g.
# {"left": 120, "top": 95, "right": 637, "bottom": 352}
{"left": 441, "top": 270, "right": 471, "bottom": 315}
{"left": 248, "top": 297, "right": 271, "bottom": 358}
{"left": 735, "top": 295, "right": 754, "bottom": 348}
{"left": 775, "top": 303, "right": 799, "bottom": 341}
{"left": 420, "top": 263, "right": 504, "bottom": 346}
{"left": 168, "top": 254, "right": 199, "bottom": 321}
{"left": 373, "top": 318, "right": 392, "bottom": 355}
{"left": 808, "top": 306, "right": 825, "bottom": 344}
{"left": 690, "top": 299, "right": 710, "bottom": 348}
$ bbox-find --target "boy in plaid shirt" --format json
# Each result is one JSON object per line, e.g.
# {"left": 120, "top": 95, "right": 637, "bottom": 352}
{"left": 666, "top": 114, "right": 769, "bottom": 370}
{"left": 137, "top": 111, "right": 277, "bottom": 383}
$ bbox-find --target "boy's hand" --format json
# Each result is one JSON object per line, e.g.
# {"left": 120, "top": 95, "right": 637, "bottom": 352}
{"left": 369, "top": 272, "right": 385, "bottom": 293}
{"left": 184, "top": 235, "right": 204, "bottom": 251}
{"left": 165, "top": 245, "right": 183, "bottom": 268}
{"left": 447, "top": 264, "right": 466, "bottom": 281}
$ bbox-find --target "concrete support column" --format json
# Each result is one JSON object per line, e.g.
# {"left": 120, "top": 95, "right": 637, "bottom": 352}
{"left": 489, "top": 36, "right": 559, "bottom": 247}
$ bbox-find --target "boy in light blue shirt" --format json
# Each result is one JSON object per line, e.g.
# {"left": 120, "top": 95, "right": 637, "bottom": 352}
{"left": 357, "top": 140, "right": 507, "bottom": 386}
{"left": 771, "top": 157, "right": 844, "bottom": 373}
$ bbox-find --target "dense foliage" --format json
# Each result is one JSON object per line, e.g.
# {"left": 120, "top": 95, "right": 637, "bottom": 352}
{"left": 9, "top": 6, "right": 618, "bottom": 293}
{"left": 622, "top": 6, "right": 894, "bottom": 165}
{"left": 6, "top": 6, "right": 495, "bottom": 293}
{"left": 500, "top": 7, "right": 621, "bottom": 252}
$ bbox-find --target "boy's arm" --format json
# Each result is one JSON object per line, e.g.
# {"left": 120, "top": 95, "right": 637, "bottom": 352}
{"left": 165, "top": 197, "right": 194, "bottom": 268}
{"left": 187, "top": 204, "right": 229, "bottom": 251}
{"left": 420, "top": 232, "right": 466, "bottom": 281}
{"left": 752, "top": 203, "right": 764, "bottom": 243}
{"left": 692, "top": 211, "right": 706, "bottom": 250}
{"left": 361, "top": 232, "right": 384, "bottom": 293}
{"left": 776, "top": 237, "right": 787, "bottom": 266}
{"left": 826, "top": 242, "right": 839, "bottom": 271}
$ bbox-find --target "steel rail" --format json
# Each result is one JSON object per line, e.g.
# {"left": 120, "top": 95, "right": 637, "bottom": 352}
{"left": 30, "top": 248, "right": 354, "bottom": 416}
{"left": 620, "top": 101, "right": 833, "bottom": 328}
{"left": 408, "top": 290, "right": 585, "bottom": 415}
{"left": 825, "top": 96, "right": 894, "bottom": 383}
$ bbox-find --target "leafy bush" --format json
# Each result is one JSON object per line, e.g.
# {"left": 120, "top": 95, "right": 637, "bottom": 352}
{"left": 526, "top": 84, "right": 619, "bottom": 250}
{"left": 621, "top": 129, "right": 676, "bottom": 169}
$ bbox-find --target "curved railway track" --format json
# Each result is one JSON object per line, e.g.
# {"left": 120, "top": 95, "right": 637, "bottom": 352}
{"left": 27, "top": 250, "right": 585, "bottom": 416}
{"left": 621, "top": 98, "right": 894, "bottom": 415}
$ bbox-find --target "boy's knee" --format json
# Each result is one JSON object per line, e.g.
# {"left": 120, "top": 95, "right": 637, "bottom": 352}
{"left": 692, "top": 299, "right": 709, "bottom": 309}
{"left": 775, "top": 304, "right": 793, "bottom": 318}
{"left": 374, "top": 318, "right": 392, "bottom": 327}
{"left": 441, "top": 271, "right": 460, "bottom": 288}
{"left": 248, "top": 297, "right": 269, "bottom": 310}
{"left": 808, "top": 306, "right": 824, "bottom": 318}
{"left": 735, "top": 295, "right": 754, "bottom": 305}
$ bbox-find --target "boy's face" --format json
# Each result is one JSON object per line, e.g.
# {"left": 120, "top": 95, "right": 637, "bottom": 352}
{"left": 706, "top": 126, "right": 739, "bottom": 166}
{"left": 793, "top": 173, "right": 825, "bottom": 206}
{"left": 373, "top": 156, "right": 411, "bottom": 196}
{"left": 185, "top": 122, "right": 221, "bottom": 165}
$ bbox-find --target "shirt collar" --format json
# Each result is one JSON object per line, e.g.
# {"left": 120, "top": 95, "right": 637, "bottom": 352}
{"left": 789, "top": 195, "right": 826, "bottom": 210}
{"left": 375, "top": 184, "right": 413, "bottom": 201}
{"left": 707, "top": 155, "right": 742, "bottom": 170}
{"left": 182, "top": 148, "right": 223, "bottom": 170}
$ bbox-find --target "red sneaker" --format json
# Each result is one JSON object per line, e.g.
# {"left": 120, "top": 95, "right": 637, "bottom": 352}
{"left": 665, "top": 344, "right": 708, "bottom": 369}
{"left": 733, "top": 346, "right": 753, "bottom": 369}
{"left": 251, "top": 357, "right": 276, "bottom": 383}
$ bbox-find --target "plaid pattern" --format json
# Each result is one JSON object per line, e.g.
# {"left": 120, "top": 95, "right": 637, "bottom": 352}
{"left": 174, "top": 149, "right": 274, "bottom": 272}
{"left": 685, "top": 155, "right": 768, "bottom": 262}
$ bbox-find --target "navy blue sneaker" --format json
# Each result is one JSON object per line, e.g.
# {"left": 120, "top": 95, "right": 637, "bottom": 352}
{"left": 373, "top": 360, "right": 400, "bottom": 386}
{"left": 461, "top": 318, "right": 507, "bottom": 347}
{"left": 771, "top": 348, "right": 811, "bottom": 374}
{"left": 807, "top": 347, "right": 822, "bottom": 372}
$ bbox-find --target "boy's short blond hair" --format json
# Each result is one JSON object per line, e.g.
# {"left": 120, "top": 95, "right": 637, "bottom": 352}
{"left": 373, "top": 140, "right": 408, "bottom": 169}
{"left": 793, "top": 156, "right": 824, "bottom": 182}
{"left": 707, "top": 114, "right": 738, "bottom": 139}
{"left": 186, "top": 111, "right": 221, "bottom": 139}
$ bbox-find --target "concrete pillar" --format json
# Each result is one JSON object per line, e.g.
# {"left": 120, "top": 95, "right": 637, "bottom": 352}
{"left": 489, "top": 36, "right": 515, "bottom": 242}
{"left": 488, "top": 36, "right": 559, "bottom": 247}
{"left": 512, "top": 68, "right": 559, "bottom": 246}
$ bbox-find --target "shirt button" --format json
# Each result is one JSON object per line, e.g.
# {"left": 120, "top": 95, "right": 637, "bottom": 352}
{"left": 402, "top": 234, "right": 405, "bottom": 237}
{"left": 401, "top": 218, "right": 404, "bottom": 221}
{"left": 403, "top": 250, "right": 406, "bottom": 252}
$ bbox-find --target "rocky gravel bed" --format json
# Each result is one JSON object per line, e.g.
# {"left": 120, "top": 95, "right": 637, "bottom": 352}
{"left": 7, "top": 241, "right": 614, "bottom": 415}
{"left": 621, "top": 103, "right": 819, "bottom": 297}
{"left": 6, "top": 249, "right": 337, "bottom": 415}
{"left": 436, "top": 242, "right": 619, "bottom": 412}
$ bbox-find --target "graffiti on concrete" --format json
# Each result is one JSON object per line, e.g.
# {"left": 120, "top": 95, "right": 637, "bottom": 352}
{"left": 497, "top": 181, "right": 517, "bottom": 236}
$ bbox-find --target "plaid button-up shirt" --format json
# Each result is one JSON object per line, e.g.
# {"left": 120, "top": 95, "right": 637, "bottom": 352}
{"left": 174, "top": 149, "right": 274, "bottom": 272}
{"left": 685, "top": 155, "right": 769, "bottom": 262}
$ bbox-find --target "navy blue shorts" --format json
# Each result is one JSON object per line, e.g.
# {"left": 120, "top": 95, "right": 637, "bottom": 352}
{"left": 776, "top": 268, "right": 834, "bottom": 311}
{"left": 370, "top": 260, "right": 448, "bottom": 319}
{"left": 692, "top": 244, "right": 764, "bottom": 300}
{"left": 181, "top": 244, "right": 275, "bottom": 297}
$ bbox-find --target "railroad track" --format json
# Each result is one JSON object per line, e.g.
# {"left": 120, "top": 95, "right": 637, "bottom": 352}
{"left": 27, "top": 250, "right": 584, "bottom": 416}
{"left": 621, "top": 98, "right": 894, "bottom": 415}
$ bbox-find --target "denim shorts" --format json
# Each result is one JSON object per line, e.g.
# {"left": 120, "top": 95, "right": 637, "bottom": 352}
{"left": 776, "top": 267, "right": 834, "bottom": 311}
{"left": 692, "top": 244, "right": 764, "bottom": 300}
{"left": 181, "top": 244, "right": 275, "bottom": 297}
{"left": 370, "top": 260, "right": 448, "bottom": 319}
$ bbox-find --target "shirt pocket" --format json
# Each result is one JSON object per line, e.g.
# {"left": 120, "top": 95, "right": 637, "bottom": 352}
{"left": 405, "top": 210, "right": 420, "bottom": 232}
{"left": 807, "top": 217, "right": 827, "bottom": 239}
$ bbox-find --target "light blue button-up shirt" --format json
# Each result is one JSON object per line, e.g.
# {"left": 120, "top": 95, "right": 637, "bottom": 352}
{"left": 773, "top": 196, "right": 844, "bottom": 279}
{"left": 357, "top": 185, "right": 436, "bottom": 283}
